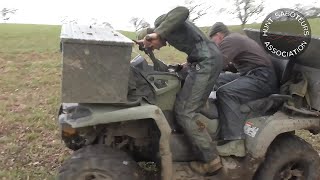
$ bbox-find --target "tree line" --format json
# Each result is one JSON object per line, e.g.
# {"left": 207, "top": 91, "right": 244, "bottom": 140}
{"left": 130, "top": 0, "right": 320, "bottom": 31}
{"left": 1, "top": 1, "right": 320, "bottom": 29}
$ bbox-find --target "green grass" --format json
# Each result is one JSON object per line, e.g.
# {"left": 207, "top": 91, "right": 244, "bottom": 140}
{"left": 0, "top": 24, "right": 61, "bottom": 53}
{"left": 0, "top": 20, "right": 320, "bottom": 179}
{"left": 0, "top": 23, "right": 69, "bottom": 179}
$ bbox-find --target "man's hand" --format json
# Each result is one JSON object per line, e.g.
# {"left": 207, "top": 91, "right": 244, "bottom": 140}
{"left": 168, "top": 62, "right": 189, "bottom": 72}
{"left": 181, "top": 62, "right": 188, "bottom": 69}
{"left": 224, "top": 62, "right": 237, "bottom": 73}
{"left": 143, "top": 33, "right": 164, "bottom": 50}
{"left": 135, "top": 39, "right": 144, "bottom": 45}
{"left": 168, "top": 64, "right": 183, "bottom": 72}
{"left": 133, "top": 39, "right": 148, "bottom": 52}
{"left": 144, "top": 33, "right": 159, "bottom": 42}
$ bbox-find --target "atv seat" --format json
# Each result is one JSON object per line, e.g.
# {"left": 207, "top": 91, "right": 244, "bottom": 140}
{"left": 239, "top": 56, "right": 294, "bottom": 116}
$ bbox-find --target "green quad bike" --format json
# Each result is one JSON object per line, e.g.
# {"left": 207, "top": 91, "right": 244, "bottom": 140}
{"left": 58, "top": 29, "right": 320, "bottom": 180}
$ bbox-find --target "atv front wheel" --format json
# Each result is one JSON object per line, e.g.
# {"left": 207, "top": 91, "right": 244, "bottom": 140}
{"left": 58, "top": 145, "right": 143, "bottom": 180}
{"left": 61, "top": 133, "right": 86, "bottom": 151}
{"left": 254, "top": 133, "right": 320, "bottom": 180}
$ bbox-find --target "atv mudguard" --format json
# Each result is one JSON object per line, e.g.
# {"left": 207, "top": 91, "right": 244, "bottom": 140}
{"left": 244, "top": 111, "right": 320, "bottom": 159}
{"left": 60, "top": 103, "right": 174, "bottom": 180}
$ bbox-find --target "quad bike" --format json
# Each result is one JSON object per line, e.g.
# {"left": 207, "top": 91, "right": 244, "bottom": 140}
{"left": 57, "top": 29, "right": 320, "bottom": 180}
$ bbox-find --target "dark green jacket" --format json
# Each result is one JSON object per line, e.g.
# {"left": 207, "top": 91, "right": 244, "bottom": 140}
{"left": 154, "top": 6, "right": 217, "bottom": 63}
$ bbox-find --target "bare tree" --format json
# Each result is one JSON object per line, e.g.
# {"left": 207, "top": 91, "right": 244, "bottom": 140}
{"left": 184, "top": 0, "right": 212, "bottom": 22}
{"left": 231, "top": 0, "right": 264, "bottom": 28}
{"left": 294, "top": 4, "right": 320, "bottom": 18}
{"left": 60, "top": 16, "right": 78, "bottom": 24}
{"left": 1, "top": 8, "right": 18, "bottom": 21}
{"left": 90, "top": 18, "right": 98, "bottom": 25}
{"left": 129, "top": 17, "right": 150, "bottom": 31}
{"left": 89, "top": 18, "right": 114, "bottom": 28}
{"left": 102, "top": 22, "right": 113, "bottom": 29}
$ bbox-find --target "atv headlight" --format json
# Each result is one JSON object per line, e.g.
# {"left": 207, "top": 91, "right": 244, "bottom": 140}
{"left": 59, "top": 113, "right": 77, "bottom": 136}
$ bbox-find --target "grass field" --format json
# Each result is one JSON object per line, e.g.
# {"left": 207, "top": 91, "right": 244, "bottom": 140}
{"left": 0, "top": 24, "right": 68, "bottom": 179}
{"left": 0, "top": 20, "right": 320, "bottom": 179}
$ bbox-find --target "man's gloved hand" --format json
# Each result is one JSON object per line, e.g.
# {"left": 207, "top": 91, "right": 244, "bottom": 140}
{"left": 168, "top": 64, "right": 183, "bottom": 72}
{"left": 224, "top": 62, "right": 237, "bottom": 73}
{"left": 168, "top": 62, "right": 189, "bottom": 80}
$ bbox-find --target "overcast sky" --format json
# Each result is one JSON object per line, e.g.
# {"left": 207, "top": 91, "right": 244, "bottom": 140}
{"left": 1, "top": 0, "right": 319, "bottom": 30}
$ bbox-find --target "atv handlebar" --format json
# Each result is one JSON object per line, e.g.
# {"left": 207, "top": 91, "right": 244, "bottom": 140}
{"left": 132, "top": 39, "right": 169, "bottom": 72}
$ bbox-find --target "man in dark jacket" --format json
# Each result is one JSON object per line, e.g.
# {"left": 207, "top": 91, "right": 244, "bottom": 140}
{"left": 209, "top": 22, "right": 278, "bottom": 156}
{"left": 138, "top": 7, "right": 223, "bottom": 174}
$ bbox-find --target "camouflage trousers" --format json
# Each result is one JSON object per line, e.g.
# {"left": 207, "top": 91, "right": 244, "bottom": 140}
{"left": 174, "top": 54, "right": 223, "bottom": 162}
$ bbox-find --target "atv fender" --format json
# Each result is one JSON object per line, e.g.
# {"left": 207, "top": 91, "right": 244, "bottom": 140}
{"left": 244, "top": 111, "right": 320, "bottom": 159}
{"left": 60, "top": 103, "right": 173, "bottom": 180}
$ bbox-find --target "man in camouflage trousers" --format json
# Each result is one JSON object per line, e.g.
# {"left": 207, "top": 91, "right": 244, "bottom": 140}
{"left": 137, "top": 6, "right": 223, "bottom": 174}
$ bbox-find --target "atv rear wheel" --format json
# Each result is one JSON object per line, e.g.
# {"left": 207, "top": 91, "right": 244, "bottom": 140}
{"left": 254, "top": 133, "right": 320, "bottom": 180}
{"left": 58, "top": 145, "right": 143, "bottom": 180}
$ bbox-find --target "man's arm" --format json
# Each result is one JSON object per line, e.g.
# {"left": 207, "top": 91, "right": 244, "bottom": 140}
{"left": 219, "top": 37, "right": 240, "bottom": 70}
{"left": 154, "top": 6, "right": 189, "bottom": 39}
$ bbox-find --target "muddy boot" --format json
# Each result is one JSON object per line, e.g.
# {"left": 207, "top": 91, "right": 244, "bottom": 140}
{"left": 189, "top": 157, "right": 222, "bottom": 175}
{"left": 217, "top": 140, "right": 246, "bottom": 157}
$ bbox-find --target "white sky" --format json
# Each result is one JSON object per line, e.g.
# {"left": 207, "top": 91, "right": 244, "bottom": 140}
{"left": 1, "top": 0, "right": 319, "bottom": 30}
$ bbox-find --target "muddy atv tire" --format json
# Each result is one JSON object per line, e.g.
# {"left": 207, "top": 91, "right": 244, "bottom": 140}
{"left": 254, "top": 133, "right": 320, "bottom": 180}
{"left": 58, "top": 145, "right": 143, "bottom": 180}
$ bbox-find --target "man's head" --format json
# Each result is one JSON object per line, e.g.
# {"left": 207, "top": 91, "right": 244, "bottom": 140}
{"left": 136, "top": 28, "right": 166, "bottom": 50}
{"left": 208, "top": 22, "right": 230, "bottom": 45}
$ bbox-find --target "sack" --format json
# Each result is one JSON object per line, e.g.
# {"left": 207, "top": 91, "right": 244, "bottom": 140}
{"left": 127, "top": 66, "right": 156, "bottom": 104}
{"left": 280, "top": 72, "right": 311, "bottom": 109}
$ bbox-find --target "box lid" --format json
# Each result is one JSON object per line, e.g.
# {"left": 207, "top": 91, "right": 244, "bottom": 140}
{"left": 60, "top": 24, "right": 133, "bottom": 46}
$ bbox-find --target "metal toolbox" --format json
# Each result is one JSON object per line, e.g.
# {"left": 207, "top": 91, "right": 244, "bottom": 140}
{"left": 60, "top": 24, "right": 133, "bottom": 103}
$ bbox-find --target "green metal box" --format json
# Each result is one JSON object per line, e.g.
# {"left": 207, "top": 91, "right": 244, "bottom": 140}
{"left": 60, "top": 24, "right": 133, "bottom": 103}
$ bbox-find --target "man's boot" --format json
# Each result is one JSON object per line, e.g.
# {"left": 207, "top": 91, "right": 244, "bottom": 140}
{"left": 189, "top": 156, "right": 222, "bottom": 175}
{"left": 217, "top": 140, "right": 246, "bottom": 157}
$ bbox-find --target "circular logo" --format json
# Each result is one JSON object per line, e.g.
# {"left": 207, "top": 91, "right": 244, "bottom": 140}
{"left": 260, "top": 8, "right": 311, "bottom": 59}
